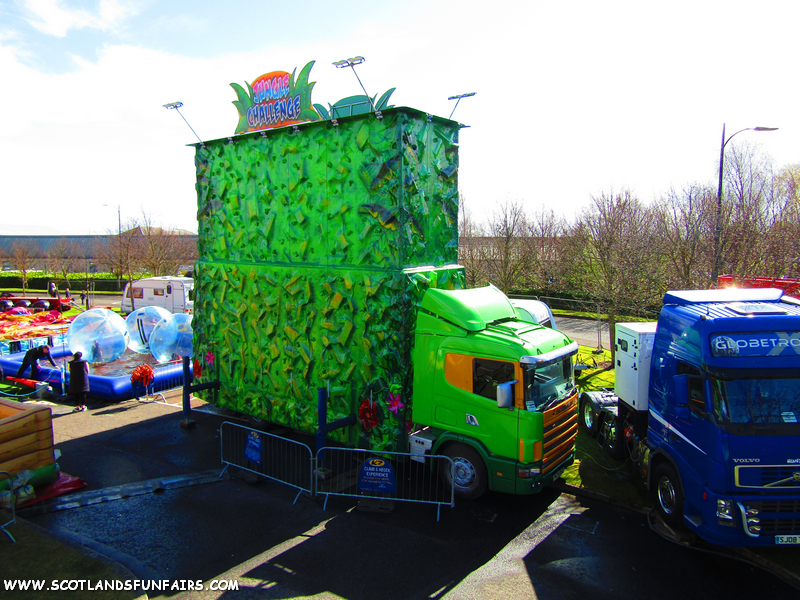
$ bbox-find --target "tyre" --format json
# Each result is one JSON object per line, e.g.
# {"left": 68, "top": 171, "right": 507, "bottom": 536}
{"left": 579, "top": 397, "right": 597, "bottom": 438}
{"left": 602, "top": 415, "right": 625, "bottom": 461}
{"left": 443, "top": 444, "right": 488, "bottom": 500}
{"left": 655, "top": 463, "right": 685, "bottom": 528}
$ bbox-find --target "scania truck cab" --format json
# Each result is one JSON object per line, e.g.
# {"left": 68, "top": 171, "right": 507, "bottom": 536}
{"left": 411, "top": 285, "right": 579, "bottom": 498}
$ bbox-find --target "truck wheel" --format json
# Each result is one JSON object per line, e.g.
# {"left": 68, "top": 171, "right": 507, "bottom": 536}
{"left": 655, "top": 463, "right": 685, "bottom": 528}
{"left": 443, "top": 444, "right": 488, "bottom": 500}
{"left": 602, "top": 415, "right": 625, "bottom": 461}
{"left": 579, "top": 397, "right": 596, "bottom": 438}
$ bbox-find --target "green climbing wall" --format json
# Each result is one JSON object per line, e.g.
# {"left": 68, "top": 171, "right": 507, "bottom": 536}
{"left": 193, "top": 107, "right": 462, "bottom": 450}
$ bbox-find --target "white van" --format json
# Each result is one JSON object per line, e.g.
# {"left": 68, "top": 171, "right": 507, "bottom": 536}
{"left": 510, "top": 299, "right": 557, "bottom": 329}
{"left": 121, "top": 277, "right": 194, "bottom": 315}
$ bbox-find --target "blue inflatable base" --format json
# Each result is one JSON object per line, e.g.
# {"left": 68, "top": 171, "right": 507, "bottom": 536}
{"left": 0, "top": 345, "right": 189, "bottom": 401}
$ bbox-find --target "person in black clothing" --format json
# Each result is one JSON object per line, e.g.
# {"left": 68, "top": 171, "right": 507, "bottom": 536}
{"left": 16, "top": 345, "right": 56, "bottom": 380}
{"left": 69, "top": 352, "right": 89, "bottom": 412}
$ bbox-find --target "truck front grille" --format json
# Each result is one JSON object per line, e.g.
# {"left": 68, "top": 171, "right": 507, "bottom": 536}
{"left": 735, "top": 465, "right": 800, "bottom": 489}
{"left": 542, "top": 392, "right": 578, "bottom": 474}
{"left": 742, "top": 500, "right": 800, "bottom": 535}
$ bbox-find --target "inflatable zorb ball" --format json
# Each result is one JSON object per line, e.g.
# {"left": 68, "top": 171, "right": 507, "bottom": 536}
{"left": 150, "top": 314, "right": 193, "bottom": 363}
{"left": 67, "top": 308, "right": 129, "bottom": 363}
{"left": 125, "top": 306, "right": 171, "bottom": 354}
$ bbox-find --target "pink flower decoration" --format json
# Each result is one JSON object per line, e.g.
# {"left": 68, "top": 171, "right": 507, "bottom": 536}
{"left": 205, "top": 350, "right": 215, "bottom": 367}
{"left": 387, "top": 391, "right": 404, "bottom": 415}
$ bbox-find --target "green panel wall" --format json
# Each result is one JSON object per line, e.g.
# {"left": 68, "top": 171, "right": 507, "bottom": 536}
{"left": 193, "top": 108, "right": 462, "bottom": 451}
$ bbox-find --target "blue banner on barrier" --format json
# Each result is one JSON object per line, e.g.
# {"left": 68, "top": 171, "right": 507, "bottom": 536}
{"left": 245, "top": 431, "right": 262, "bottom": 465}
{"left": 358, "top": 457, "right": 396, "bottom": 493}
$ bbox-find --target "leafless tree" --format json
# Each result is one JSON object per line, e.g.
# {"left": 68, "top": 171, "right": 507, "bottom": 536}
{"left": 759, "top": 163, "right": 800, "bottom": 278}
{"left": 480, "top": 199, "right": 527, "bottom": 294}
{"left": 48, "top": 239, "right": 83, "bottom": 288}
{"left": 652, "top": 184, "right": 717, "bottom": 289}
{"left": 564, "top": 190, "right": 660, "bottom": 359}
{"left": 134, "top": 211, "right": 197, "bottom": 276}
{"left": 521, "top": 206, "right": 567, "bottom": 291}
{"left": 720, "top": 141, "right": 775, "bottom": 277}
{"left": 12, "top": 243, "right": 33, "bottom": 295}
{"left": 458, "top": 197, "right": 489, "bottom": 288}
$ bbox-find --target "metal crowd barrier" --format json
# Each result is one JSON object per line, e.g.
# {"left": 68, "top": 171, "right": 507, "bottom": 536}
{"left": 219, "top": 422, "right": 314, "bottom": 504}
{"left": 315, "top": 447, "right": 455, "bottom": 521}
{"left": 218, "top": 421, "right": 455, "bottom": 520}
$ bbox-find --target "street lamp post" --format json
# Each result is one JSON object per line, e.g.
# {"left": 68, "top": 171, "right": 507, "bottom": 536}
{"left": 712, "top": 123, "right": 778, "bottom": 283}
{"left": 103, "top": 203, "right": 122, "bottom": 290}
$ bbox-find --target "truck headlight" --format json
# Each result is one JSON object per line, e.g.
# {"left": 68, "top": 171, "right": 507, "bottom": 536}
{"left": 716, "top": 499, "right": 735, "bottom": 526}
{"left": 518, "top": 467, "right": 541, "bottom": 479}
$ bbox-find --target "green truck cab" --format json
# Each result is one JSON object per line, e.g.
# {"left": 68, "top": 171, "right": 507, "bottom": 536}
{"left": 411, "top": 285, "right": 579, "bottom": 498}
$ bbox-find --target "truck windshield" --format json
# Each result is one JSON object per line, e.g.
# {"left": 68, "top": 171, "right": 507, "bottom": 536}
{"left": 712, "top": 378, "right": 800, "bottom": 424}
{"left": 522, "top": 358, "right": 575, "bottom": 412}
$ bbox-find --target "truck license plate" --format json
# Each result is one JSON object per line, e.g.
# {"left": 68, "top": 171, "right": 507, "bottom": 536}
{"left": 776, "top": 535, "right": 800, "bottom": 545}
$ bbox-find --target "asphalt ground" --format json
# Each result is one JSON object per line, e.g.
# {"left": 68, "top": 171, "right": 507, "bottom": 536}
{"left": 2, "top": 388, "right": 798, "bottom": 598}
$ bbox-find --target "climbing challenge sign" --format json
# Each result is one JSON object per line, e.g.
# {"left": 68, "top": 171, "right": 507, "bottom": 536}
{"left": 230, "top": 61, "right": 321, "bottom": 134}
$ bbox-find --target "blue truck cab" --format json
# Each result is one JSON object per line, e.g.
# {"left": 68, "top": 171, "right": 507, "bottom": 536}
{"left": 581, "top": 288, "right": 800, "bottom": 546}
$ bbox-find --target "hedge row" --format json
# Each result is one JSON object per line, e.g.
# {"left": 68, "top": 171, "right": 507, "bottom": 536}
{"left": 0, "top": 274, "right": 128, "bottom": 293}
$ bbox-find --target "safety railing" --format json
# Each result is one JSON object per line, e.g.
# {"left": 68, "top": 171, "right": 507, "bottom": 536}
{"left": 316, "top": 447, "right": 455, "bottom": 521}
{"left": 219, "top": 422, "right": 314, "bottom": 504}
{"left": 218, "top": 421, "right": 455, "bottom": 520}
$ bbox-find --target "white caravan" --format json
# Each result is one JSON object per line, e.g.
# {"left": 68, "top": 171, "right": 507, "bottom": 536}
{"left": 120, "top": 277, "right": 194, "bottom": 315}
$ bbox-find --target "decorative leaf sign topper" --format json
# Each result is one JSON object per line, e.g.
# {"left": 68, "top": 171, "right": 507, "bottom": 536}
{"left": 230, "top": 60, "right": 321, "bottom": 134}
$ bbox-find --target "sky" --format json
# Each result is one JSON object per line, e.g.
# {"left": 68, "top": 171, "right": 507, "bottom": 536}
{"left": 1, "top": 0, "right": 798, "bottom": 235}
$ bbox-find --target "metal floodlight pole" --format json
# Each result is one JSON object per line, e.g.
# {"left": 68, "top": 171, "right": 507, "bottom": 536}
{"left": 712, "top": 123, "right": 778, "bottom": 283}
{"left": 447, "top": 92, "right": 476, "bottom": 119}
{"left": 332, "top": 56, "right": 379, "bottom": 115}
{"left": 163, "top": 101, "right": 204, "bottom": 144}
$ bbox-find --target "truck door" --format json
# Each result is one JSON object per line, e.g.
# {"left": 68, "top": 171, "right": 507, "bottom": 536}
{"left": 464, "top": 358, "right": 519, "bottom": 460}
{"left": 166, "top": 283, "right": 174, "bottom": 312}
{"left": 668, "top": 362, "right": 721, "bottom": 496}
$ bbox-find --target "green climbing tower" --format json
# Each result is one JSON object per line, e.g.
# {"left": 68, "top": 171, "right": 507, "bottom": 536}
{"left": 193, "top": 107, "right": 463, "bottom": 450}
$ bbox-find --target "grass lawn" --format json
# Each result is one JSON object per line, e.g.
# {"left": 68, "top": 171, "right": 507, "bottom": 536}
{"left": 561, "top": 346, "right": 652, "bottom": 507}
{"left": 0, "top": 512, "right": 141, "bottom": 600}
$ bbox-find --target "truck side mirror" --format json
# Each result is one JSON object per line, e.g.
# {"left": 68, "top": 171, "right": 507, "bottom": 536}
{"left": 673, "top": 374, "right": 689, "bottom": 407}
{"left": 497, "top": 380, "right": 517, "bottom": 409}
{"left": 673, "top": 374, "right": 690, "bottom": 419}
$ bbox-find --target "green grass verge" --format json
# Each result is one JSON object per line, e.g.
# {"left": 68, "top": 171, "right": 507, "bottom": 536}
{"left": 0, "top": 513, "right": 141, "bottom": 599}
{"left": 563, "top": 346, "right": 651, "bottom": 505}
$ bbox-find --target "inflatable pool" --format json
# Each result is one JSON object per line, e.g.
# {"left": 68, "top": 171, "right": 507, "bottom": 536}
{"left": 0, "top": 345, "right": 188, "bottom": 401}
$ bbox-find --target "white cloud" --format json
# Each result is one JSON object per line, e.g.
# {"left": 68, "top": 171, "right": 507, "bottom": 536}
{"left": 24, "top": 0, "right": 136, "bottom": 37}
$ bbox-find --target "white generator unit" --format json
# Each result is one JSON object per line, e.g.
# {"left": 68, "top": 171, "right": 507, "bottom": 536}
{"left": 614, "top": 322, "right": 657, "bottom": 411}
